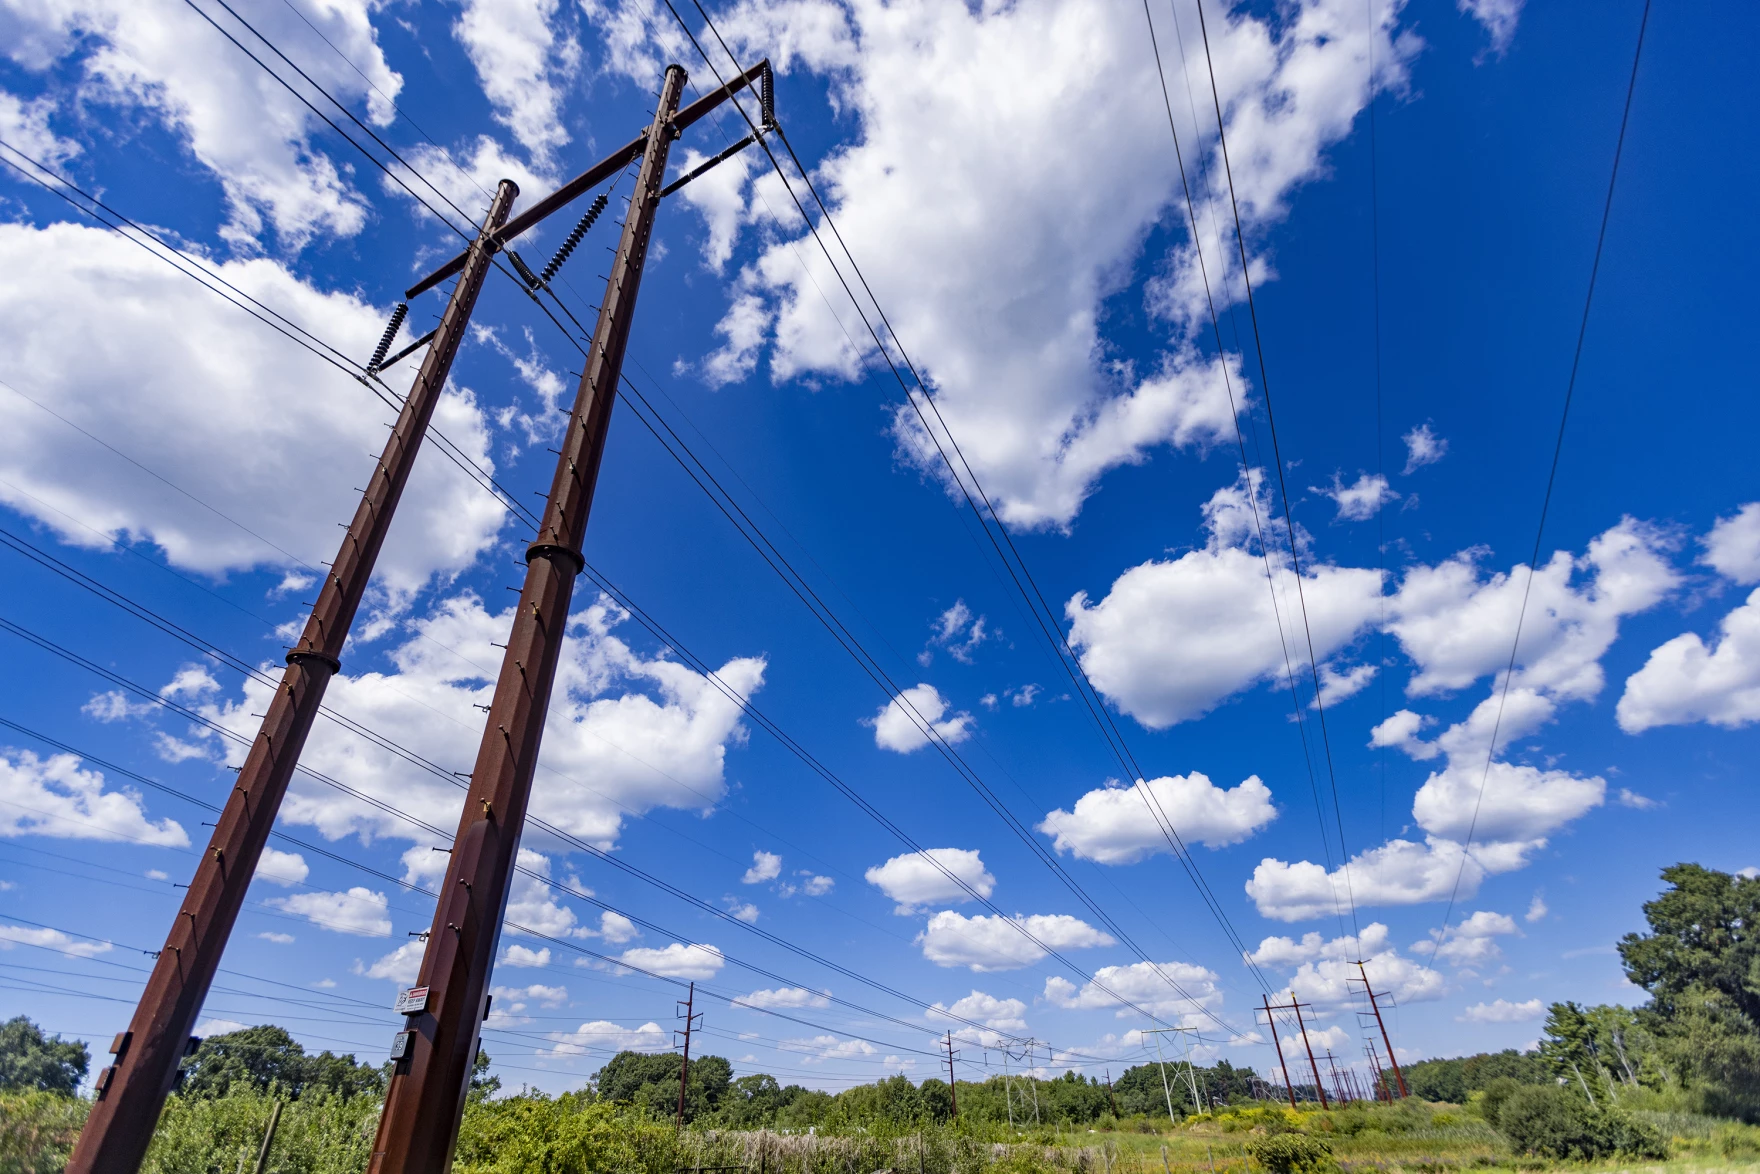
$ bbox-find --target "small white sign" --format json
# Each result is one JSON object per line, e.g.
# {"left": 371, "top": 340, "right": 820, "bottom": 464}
{"left": 394, "top": 985, "right": 430, "bottom": 1015}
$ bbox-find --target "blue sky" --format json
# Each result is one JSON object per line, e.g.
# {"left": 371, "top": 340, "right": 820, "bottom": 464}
{"left": 0, "top": 0, "right": 1756, "bottom": 1100}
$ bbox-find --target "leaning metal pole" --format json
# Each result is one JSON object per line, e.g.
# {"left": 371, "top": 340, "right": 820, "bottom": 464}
{"left": 366, "top": 65, "right": 688, "bottom": 1174}
{"left": 65, "top": 180, "right": 518, "bottom": 1174}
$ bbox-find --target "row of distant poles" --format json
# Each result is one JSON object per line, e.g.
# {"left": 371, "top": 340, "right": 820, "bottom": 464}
{"left": 1255, "top": 964, "right": 1409, "bottom": 1111}
{"left": 67, "top": 60, "right": 778, "bottom": 1174}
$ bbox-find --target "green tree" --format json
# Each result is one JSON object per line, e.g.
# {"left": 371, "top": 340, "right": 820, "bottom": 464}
{"left": 591, "top": 1050, "right": 731, "bottom": 1124}
{"left": 177, "top": 1025, "right": 383, "bottom": 1100}
{"left": 1401, "top": 1050, "right": 1547, "bottom": 1104}
{"left": 467, "top": 1049, "right": 500, "bottom": 1104}
{"left": 1620, "top": 864, "right": 1760, "bottom": 1022}
{"left": 1618, "top": 864, "right": 1760, "bottom": 1120}
{"left": 0, "top": 1017, "right": 88, "bottom": 1096}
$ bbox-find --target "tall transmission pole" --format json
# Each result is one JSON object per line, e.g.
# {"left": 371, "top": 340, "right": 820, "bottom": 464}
{"left": 1144, "top": 1026, "right": 1200, "bottom": 1116}
{"left": 1289, "top": 998, "right": 1328, "bottom": 1109}
{"left": 65, "top": 179, "right": 519, "bottom": 1174}
{"left": 1106, "top": 1069, "right": 1118, "bottom": 1118}
{"left": 1259, "top": 995, "right": 1298, "bottom": 1111}
{"left": 366, "top": 60, "right": 772, "bottom": 1170}
{"left": 1355, "top": 961, "right": 1407, "bottom": 1098}
{"left": 675, "top": 982, "right": 701, "bottom": 1128}
{"left": 943, "top": 1032, "right": 959, "bottom": 1118}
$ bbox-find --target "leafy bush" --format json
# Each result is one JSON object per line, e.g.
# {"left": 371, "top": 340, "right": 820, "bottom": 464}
{"left": 1493, "top": 1085, "right": 1667, "bottom": 1161}
{"left": 1476, "top": 1078, "right": 1522, "bottom": 1126}
{"left": 0, "top": 1089, "right": 89, "bottom": 1174}
{"left": 1246, "top": 1132, "right": 1333, "bottom": 1174}
{"left": 141, "top": 1085, "right": 380, "bottom": 1174}
{"left": 453, "top": 1093, "right": 680, "bottom": 1174}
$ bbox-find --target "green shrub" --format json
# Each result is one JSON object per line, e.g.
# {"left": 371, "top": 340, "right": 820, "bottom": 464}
{"left": 1716, "top": 1121, "right": 1760, "bottom": 1159}
{"left": 1246, "top": 1132, "right": 1333, "bottom": 1174}
{"left": 452, "top": 1093, "right": 681, "bottom": 1174}
{"left": 1493, "top": 1085, "right": 1667, "bottom": 1161}
{"left": 142, "top": 1085, "right": 380, "bottom": 1174}
{"left": 0, "top": 1090, "right": 88, "bottom": 1174}
{"left": 1476, "top": 1078, "right": 1522, "bottom": 1126}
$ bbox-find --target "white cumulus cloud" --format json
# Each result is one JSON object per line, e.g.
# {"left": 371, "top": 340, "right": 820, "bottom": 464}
{"left": 266, "top": 887, "right": 391, "bottom": 937}
{"left": 1459, "top": 998, "right": 1544, "bottom": 1023}
{"left": 918, "top": 910, "right": 1112, "bottom": 971}
{"left": 691, "top": 0, "right": 1417, "bottom": 528}
{"left": 1618, "top": 588, "right": 1760, "bottom": 733}
{"left": 0, "top": 749, "right": 186, "bottom": 846}
{"left": 742, "top": 850, "right": 782, "bottom": 884}
{"left": 867, "top": 684, "right": 973, "bottom": 753}
{"left": 864, "top": 848, "right": 995, "bottom": 914}
{"left": 253, "top": 848, "right": 309, "bottom": 887}
{"left": 736, "top": 987, "right": 830, "bottom": 1009}
{"left": 1038, "top": 773, "right": 1276, "bottom": 864}
{"left": 1043, "top": 959, "right": 1220, "bottom": 1020}
{"left": 1067, "top": 476, "right": 1383, "bottom": 728}
{"left": 619, "top": 942, "right": 725, "bottom": 980}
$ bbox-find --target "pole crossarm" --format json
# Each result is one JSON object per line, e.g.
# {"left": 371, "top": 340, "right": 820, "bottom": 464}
{"left": 404, "top": 59, "right": 772, "bottom": 299}
{"left": 63, "top": 179, "right": 519, "bottom": 1174}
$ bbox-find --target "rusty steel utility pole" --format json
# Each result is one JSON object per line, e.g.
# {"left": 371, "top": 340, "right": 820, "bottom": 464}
{"left": 675, "top": 982, "right": 700, "bottom": 1128}
{"left": 1289, "top": 998, "right": 1328, "bottom": 1109}
{"left": 944, "top": 1031, "right": 959, "bottom": 1118}
{"left": 1260, "top": 995, "right": 1298, "bottom": 1111}
{"left": 1106, "top": 1069, "right": 1117, "bottom": 1118}
{"left": 365, "top": 65, "right": 689, "bottom": 1173}
{"left": 65, "top": 180, "right": 518, "bottom": 1174}
{"left": 1355, "top": 961, "right": 1407, "bottom": 1098}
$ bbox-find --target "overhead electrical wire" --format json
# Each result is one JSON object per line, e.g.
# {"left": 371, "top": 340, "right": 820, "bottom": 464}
{"left": 1434, "top": 0, "right": 1654, "bottom": 944}
{"left": 1138, "top": 0, "right": 1352, "bottom": 938}
{"left": 1365, "top": 0, "right": 1390, "bottom": 847}
{"left": 650, "top": 0, "right": 1274, "bottom": 1022}
{"left": 0, "top": 130, "right": 1187, "bottom": 1038}
{"left": 1188, "top": 0, "right": 1362, "bottom": 936}
{"left": 141, "top": 0, "right": 1254, "bottom": 1036}
{"left": 9, "top": 0, "right": 1275, "bottom": 1044}
{"left": 505, "top": 231, "right": 1244, "bottom": 1036}
{"left": 0, "top": 730, "right": 998, "bottom": 1061}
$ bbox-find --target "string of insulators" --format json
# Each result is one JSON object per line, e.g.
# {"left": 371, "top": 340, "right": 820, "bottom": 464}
{"left": 541, "top": 193, "right": 609, "bottom": 284}
{"left": 760, "top": 62, "right": 776, "bottom": 130}
{"left": 369, "top": 302, "right": 408, "bottom": 370}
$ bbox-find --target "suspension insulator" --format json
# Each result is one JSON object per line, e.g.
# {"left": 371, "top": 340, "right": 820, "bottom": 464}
{"left": 541, "top": 193, "right": 609, "bottom": 284}
{"left": 760, "top": 61, "right": 776, "bottom": 130}
{"left": 369, "top": 302, "right": 408, "bottom": 370}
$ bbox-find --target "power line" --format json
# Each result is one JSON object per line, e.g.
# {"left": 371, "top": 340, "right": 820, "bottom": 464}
{"left": 1435, "top": 0, "right": 1654, "bottom": 942}
{"left": 23, "top": 0, "right": 1248, "bottom": 1039}
{"left": 658, "top": 0, "right": 1272, "bottom": 1018}
{"left": 509, "top": 253, "right": 1244, "bottom": 1036}
{"left": 0, "top": 130, "right": 1164, "bottom": 1034}
{"left": 1138, "top": 0, "right": 1349, "bottom": 939}
{"left": 1190, "top": 0, "right": 1362, "bottom": 935}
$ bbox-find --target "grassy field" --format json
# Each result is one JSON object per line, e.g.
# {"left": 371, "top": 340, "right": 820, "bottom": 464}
{"left": 8, "top": 1090, "right": 1760, "bottom": 1173}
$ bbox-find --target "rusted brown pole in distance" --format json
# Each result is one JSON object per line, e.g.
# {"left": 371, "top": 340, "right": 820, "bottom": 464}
{"left": 1357, "top": 961, "right": 1408, "bottom": 1098}
{"left": 946, "top": 1032, "right": 958, "bottom": 1118}
{"left": 1290, "top": 999, "right": 1328, "bottom": 1109}
{"left": 365, "top": 65, "right": 688, "bottom": 1173}
{"left": 64, "top": 179, "right": 518, "bottom": 1174}
{"left": 676, "top": 981, "right": 697, "bottom": 1128}
{"left": 1262, "top": 995, "right": 1298, "bottom": 1111}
